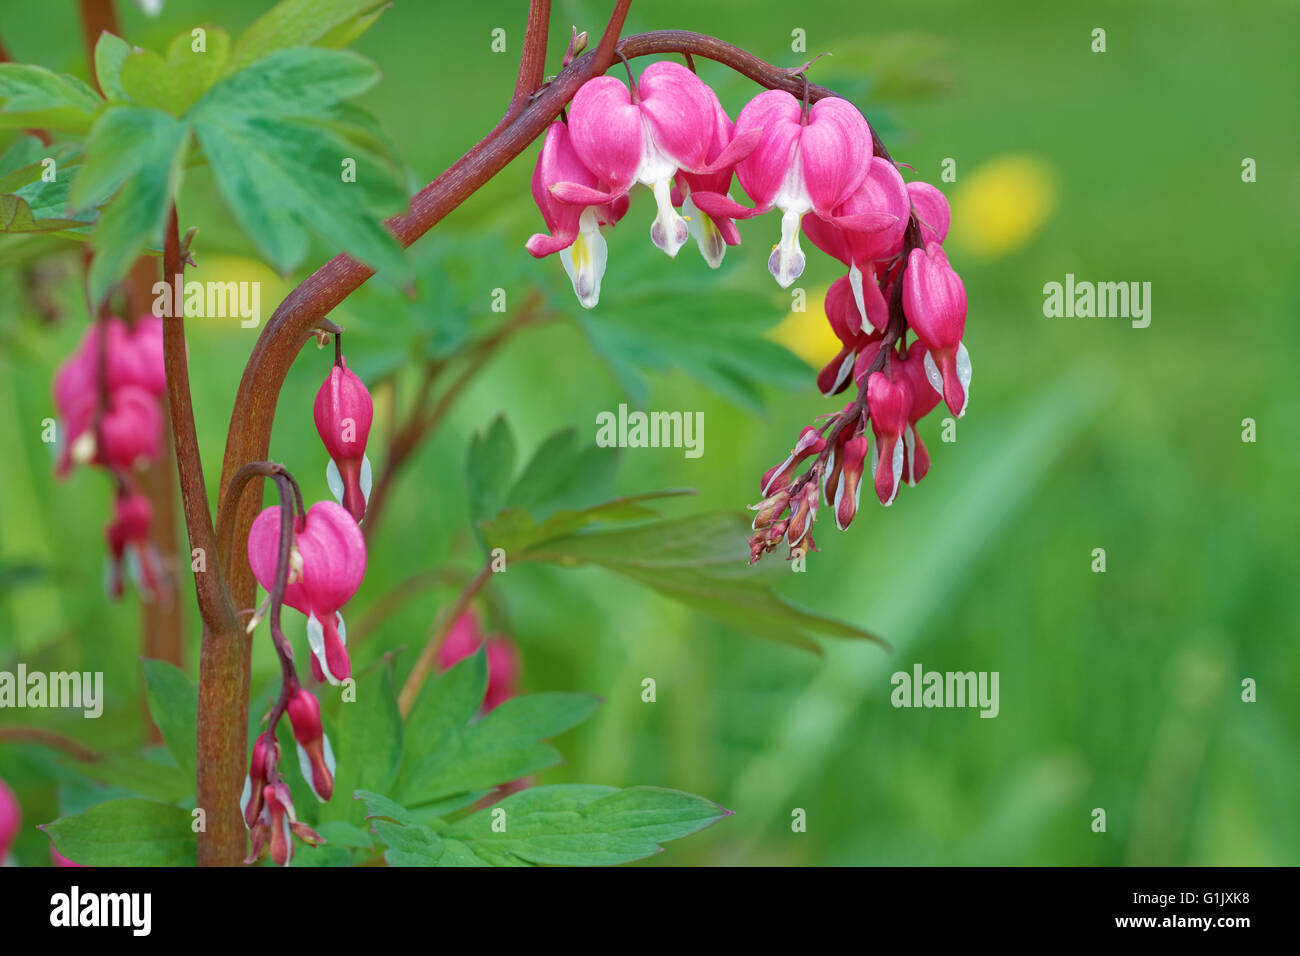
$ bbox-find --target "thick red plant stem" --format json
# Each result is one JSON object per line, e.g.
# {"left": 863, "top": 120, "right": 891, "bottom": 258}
{"left": 161, "top": 207, "right": 245, "bottom": 866}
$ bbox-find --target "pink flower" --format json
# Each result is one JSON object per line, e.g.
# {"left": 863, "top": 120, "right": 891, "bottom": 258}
{"left": 906, "top": 182, "right": 950, "bottom": 245}
{"left": 105, "top": 488, "right": 162, "bottom": 600}
{"left": 0, "top": 777, "right": 19, "bottom": 861}
{"left": 50, "top": 845, "right": 83, "bottom": 867}
{"left": 240, "top": 732, "right": 278, "bottom": 829}
{"left": 263, "top": 781, "right": 296, "bottom": 867}
{"left": 555, "top": 62, "right": 751, "bottom": 261}
{"left": 315, "top": 357, "right": 374, "bottom": 525}
{"left": 866, "top": 370, "right": 912, "bottom": 506}
{"left": 818, "top": 277, "right": 884, "bottom": 396}
{"left": 893, "top": 340, "right": 942, "bottom": 487}
{"left": 902, "top": 241, "right": 971, "bottom": 418}
{"left": 731, "top": 91, "right": 892, "bottom": 287}
{"left": 826, "top": 434, "right": 869, "bottom": 530}
{"left": 55, "top": 383, "right": 162, "bottom": 476}
{"left": 287, "top": 686, "right": 336, "bottom": 802}
{"left": 760, "top": 426, "right": 826, "bottom": 497}
{"left": 436, "top": 610, "right": 521, "bottom": 711}
{"left": 525, "top": 121, "right": 629, "bottom": 309}
{"left": 673, "top": 94, "right": 747, "bottom": 268}
{"left": 803, "top": 160, "right": 910, "bottom": 331}
{"left": 248, "top": 500, "right": 367, "bottom": 686}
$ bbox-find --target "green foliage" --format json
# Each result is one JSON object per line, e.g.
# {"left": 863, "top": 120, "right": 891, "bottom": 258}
{"left": 0, "top": 64, "right": 100, "bottom": 133}
{"left": 357, "top": 785, "right": 728, "bottom": 867}
{"left": 141, "top": 659, "right": 199, "bottom": 786}
{"left": 41, "top": 799, "right": 196, "bottom": 866}
{"left": 467, "top": 417, "right": 884, "bottom": 651}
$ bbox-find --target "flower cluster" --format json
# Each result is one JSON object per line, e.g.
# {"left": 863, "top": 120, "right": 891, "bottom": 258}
{"left": 241, "top": 334, "right": 373, "bottom": 865}
{"left": 524, "top": 60, "right": 970, "bottom": 563}
{"left": 51, "top": 315, "right": 168, "bottom": 599}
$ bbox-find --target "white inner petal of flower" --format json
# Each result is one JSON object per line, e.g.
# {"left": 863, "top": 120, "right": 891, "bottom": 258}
{"left": 560, "top": 207, "right": 607, "bottom": 310}
{"left": 359, "top": 455, "right": 373, "bottom": 504}
{"left": 683, "top": 193, "right": 725, "bottom": 268}
{"left": 325, "top": 459, "right": 344, "bottom": 503}
{"left": 885, "top": 440, "right": 904, "bottom": 507}
{"left": 306, "top": 613, "right": 341, "bottom": 686}
{"left": 239, "top": 775, "right": 253, "bottom": 825}
{"left": 297, "top": 742, "right": 326, "bottom": 802}
{"left": 769, "top": 209, "right": 806, "bottom": 287}
{"left": 847, "top": 262, "right": 867, "bottom": 334}
{"left": 649, "top": 179, "right": 689, "bottom": 257}
{"left": 955, "top": 342, "right": 972, "bottom": 417}
{"left": 923, "top": 351, "right": 945, "bottom": 394}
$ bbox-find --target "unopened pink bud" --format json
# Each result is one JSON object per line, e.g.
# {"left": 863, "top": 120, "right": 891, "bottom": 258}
{"left": 287, "top": 687, "right": 335, "bottom": 802}
{"left": 315, "top": 359, "right": 374, "bottom": 524}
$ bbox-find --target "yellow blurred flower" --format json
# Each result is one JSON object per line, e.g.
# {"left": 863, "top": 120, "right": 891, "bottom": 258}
{"left": 948, "top": 154, "right": 1058, "bottom": 259}
{"left": 768, "top": 285, "right": 838, "bottom": 368}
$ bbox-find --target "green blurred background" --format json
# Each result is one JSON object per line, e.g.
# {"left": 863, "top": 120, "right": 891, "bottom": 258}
{"left": 1, "top": 0, "right": 1297, "bottom": 865}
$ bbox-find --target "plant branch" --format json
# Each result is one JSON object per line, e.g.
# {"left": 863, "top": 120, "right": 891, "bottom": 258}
{"left": 0, "top": 726, "right": 102, "bottom": 763}
{"left": 363, "top": 295, "right": 552, "bottom": 540}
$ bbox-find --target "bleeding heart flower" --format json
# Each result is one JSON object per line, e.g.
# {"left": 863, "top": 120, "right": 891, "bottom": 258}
{"left": 56, "top": 384, "right": 163, "bottom": 476}
{"left": 760, "top": 426, "right": 826, "bottom": 497}
{"left": 729, "top": 91, "right": 891, "bottom": 287}
{"left": 673, "top": 93, "right": 747, "bottom": 268}
{"left": 826, "top": 434, "right": 869, "bottom": 530}
{"left": 803, "top": 160, "right": 910, "bottom": 330}
{"left": 555, "top": 62, "right": 752, "bottom": 260}
{"left": 287, "top": 686, "right": 336, "bottom": 802}
{"left": 240, "top": 732, "right": 278, "bottom": 829}
{"left": 818, "top": 277, "right": 885, "bottom": 396}
{"left": 902, "top": 240, "right": 971, "bottom": 418}
{"left": 248, "top": 500, "right": 367, "bottom": 686}
{"left": 0, "top": 777, "right": 19, "bottom": 862}
{"left": 907, "top": 181, "right": 950, "bottom": 245}
{"left": 315, "top": 356, "right": 374, "bottom": 524}
{"left": 866, "top": 369, "right": 911, "bottom": 507}
{"left": 525, "top": 121, "right": 629, "bottom": 309}
{"left": 105, "top": 487, "right": 162, "bottom": 601}
{"left": 436, "top": 610, "right": 521, "bottom": 711}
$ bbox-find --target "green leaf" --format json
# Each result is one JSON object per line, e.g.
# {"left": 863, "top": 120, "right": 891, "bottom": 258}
{"left": 373, "top": 818, "right": 443, "bottom": 866}
{"left": 120, "top": 29, "right": 232, "bottom": 116}
{"left": 93, "top": 32, "right": 133, "bottom": 103}
{"left": 523, "top": 512, "right": 888, "bottom": 652}
{"left": 193, "top": 48, "right": 378, "bottom": 121}
{"left": 482, "top": 491, "right": 693, "bottom": 557}
{"left": 321, "top": 662, "right": 403, "bottom": 826}
{"left": 504, "top": 429, "right": 619, "bottom": 518}
{"left": 0, "top": 194, "right": 87, "bottom": 234}
{"left": 193, "top": 114, "right": 403, "bottom": 276}
{"left": 60, "top": 753, "right": 192, "bottom": 803}
{"left": 466, "top": 414, "right": 516, "bottom": 530}
{"left": 353, "top": 788, "right": 418, "bottom": 826}
{"left": 394, "top": 651, "right": 598, "bottom": 807}
{"left": 228, "top": 0, "right": 391, "bottom": 73}
{"left": 72, "top": 106, "right": 189, "bottom": 304}
{"left": 41, "top": 799, "right": 196, "bottom": 866}
{"left": 141, "top": 659, "right": 198, "bottom": 785}
{"left": 442, "top": 785, "right": 731, "bottom": 866}
{"left": 313, "top": 820, "right": 374, "bottom": 849}
{"left": 0, "top": 63, "right": 101, "bottom": 133}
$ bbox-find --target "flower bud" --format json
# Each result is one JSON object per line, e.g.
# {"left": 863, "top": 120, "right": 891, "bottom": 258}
{"left": 867, "top": 371, "right": 911, "bottom": 506}
{"left": 287, "top": 686, "right": 335, "bottom": 802}
{"left": 240, "top": 732, "right": 278, "bottom": 830}
{"left": 264, "top": 782, "right": 296, "bottom": 866}
{"left": 902, "top": 241, "right": 971, "bottom": 418}
{"left": 315, "top": 358, "right": 374, "bottom": 524}
{"left": 832, "top": 435, "right": 870, "bottom": 530}
{"left": 761, "top": 426, "right": 826, "bottom": 496}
